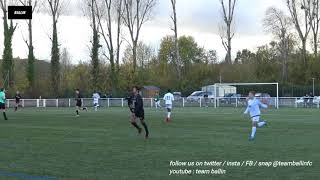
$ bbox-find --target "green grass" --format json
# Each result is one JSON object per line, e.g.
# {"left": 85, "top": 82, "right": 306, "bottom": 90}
{"left": 0, "top": 107, "right": 319, "bottom": 180}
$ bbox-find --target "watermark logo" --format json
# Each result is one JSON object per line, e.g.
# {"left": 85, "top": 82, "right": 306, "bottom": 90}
{"left": 8, "top": 6, "right": 32, "bottom": 19}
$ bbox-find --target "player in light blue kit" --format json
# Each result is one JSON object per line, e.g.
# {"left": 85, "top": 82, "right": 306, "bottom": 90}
{"left": 244, "top": 91, "right": 268, "bottom": 141}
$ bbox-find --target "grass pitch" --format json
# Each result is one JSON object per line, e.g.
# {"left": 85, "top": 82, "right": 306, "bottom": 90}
{"left": 0, "top": 107, "right": 319, "bottom": 180}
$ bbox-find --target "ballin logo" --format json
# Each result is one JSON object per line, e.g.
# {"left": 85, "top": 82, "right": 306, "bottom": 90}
{"left": 8, "top": 6, "right": 32, "bottom": 19}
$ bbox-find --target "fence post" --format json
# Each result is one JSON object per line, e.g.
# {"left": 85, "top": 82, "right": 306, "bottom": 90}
{"left": 56, "top": 99, "right": 59, "bottom": 107}
{"left": 183, "top": 98, "right": 185, "bottom": 107}
{"left": 295, "top": 98, "right": 297, "bottom": 108}
{"left": 7, "top": 99, "right": 9, "bottom": 108}
{"left": 37, "top": 99, "right": 39, "bottom": 108}
{"left": 44, "top": 99, "right": 46, "bottom": 107}
{"left": 122, "top": 98, "right": 124, "bottom": 107}
{"left": 22, "top": 99, "right": 25, "bottom": 107}
{"left": 69, "top": 99, "right": 71, "bottom": 107}
{"left": 199, "top": 98, "right": 202, "bottom": 107}
{"left": 108, "top": 98, "right": 110, "bottom": 108}
{"left": 236, "top": 98, "right": 238, "bottom": 108}
{"left": 150, "top": 98, "right": 153, "bottom": 107}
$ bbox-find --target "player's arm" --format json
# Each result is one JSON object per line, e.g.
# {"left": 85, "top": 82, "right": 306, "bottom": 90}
{"left": 259, "top": 100, "right": 268, "bottom": 108}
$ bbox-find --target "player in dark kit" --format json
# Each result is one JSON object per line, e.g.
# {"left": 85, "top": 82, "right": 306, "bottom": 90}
{"left": 129, "top": 86, "right": 149, "bottom": 139}
{"left": 75, "top": 89, "right": 83, "bottom": 117}
{"left": 0, "top": 88, "right": 8, "bottom": 120}
{"left": 15, "top": 91, "right": 22, "bottom": 111}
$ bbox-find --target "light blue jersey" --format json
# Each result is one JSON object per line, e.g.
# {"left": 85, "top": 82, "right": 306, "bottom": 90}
{"left": 244, "top": 98, "right": 268, "bottom": 118}
{"left": 0, "top": 91, "right": 5, "bottom": 104}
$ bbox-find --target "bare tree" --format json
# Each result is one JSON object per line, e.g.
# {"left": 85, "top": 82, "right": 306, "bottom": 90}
{"left": 84, "top": 0, "right": 101, "bottom": 90}
{"left": 219, "top": 0, "right": 236, "bottom": 64}
{"left": 19, "top": 0, "right": 39, "bottom": 91}
{"left": 122, "top": 0, "right": 157, "bottom": 73}
{"left": 287, "top": 0, "right": 312, "bottom": 66}
{"left": 46, "top": 0, "right": 68, "bottom": 94}
{"left": 307, "top": 0, "right": 320, "bottom": 57}
{"left": 0, "top": 0, "right": 18, "bottom": 87}
{"left": 264, "top": 7, "right": 293, "bottom": 83}
{"left": 91, "top": 0, "right": 124, "bottom": 92}
{"left": 170, "top": 0, "right": 181, "bottom": 79}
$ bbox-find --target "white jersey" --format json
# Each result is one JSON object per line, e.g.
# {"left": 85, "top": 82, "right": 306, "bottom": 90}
{"left": 163, "top": 93, "right": 174, "bottom": 105}
{"left": 92, "top": 93, "right": 100, "bottom": 104}
{"left": 244, "top": 98, "right": 268, "bottom": 118}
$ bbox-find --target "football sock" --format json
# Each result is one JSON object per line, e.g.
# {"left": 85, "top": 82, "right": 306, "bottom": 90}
{"left": 141, "top": 122, "right": 149, "bottom": 137}
{"left": 167, "top": 112, "right": 171, "bottom": 118}
{"left": 3, "top": 112, "right": 7, "bottom": 120}
{"left": 251, "top": 127, "right": 256, "bottom": 138}
{"left": 76, "top": 110, "right": 79, "bottom": 115}
{"left": 131, "top": 122, "right": 141, "bottom": 130}
{"left": 15, "top": 106, "right": 17, "bottom": 111}
{"left": 258, "top": 121, "right": 266, "bottom": 127}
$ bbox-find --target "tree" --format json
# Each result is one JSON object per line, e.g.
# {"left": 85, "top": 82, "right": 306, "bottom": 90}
{"left": 0, "top": 0, "right": 17, "bottom": 88}
{"left": 286, "top": 0, "right": 312, "bottom": 66}
{"left": 46, "top": 0, "right": 67, "bottom": 95}
{"left": 19, "top": 0, "right": 39, "bottom": 90}
{"left": 122, "top": 0, "right": 157, "bottom": 73}
{"left": 264, "top": 7, "right": 293, "bottom": 82}
{"left": 219, "top": 0, "right": 237, "bottom": 64}
{"left": 60, "top": 47, "right": 72, "bottom": 95}
{"left": 84, "top": 0, "right": 101, "bottom": 90}
{"left": 307, "top": 0, "right": 320, "bottom": 57}
{"left": 170, "top": 0, "right": 181, "bottom": 79}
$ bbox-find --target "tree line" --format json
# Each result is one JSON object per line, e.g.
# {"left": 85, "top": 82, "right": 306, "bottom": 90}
{"left": 0, "top": 0, "right": 320, "bottom": 98}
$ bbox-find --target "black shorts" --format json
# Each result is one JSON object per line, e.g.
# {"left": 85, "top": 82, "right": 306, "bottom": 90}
{"left": 76, "top": 101, "right": 82, "bottom": 107}
{"left": 134, "top": 110, "right": 144, "bottom": 120}
{"left": 0, "top": 103, "right": 5, "bottom": 109}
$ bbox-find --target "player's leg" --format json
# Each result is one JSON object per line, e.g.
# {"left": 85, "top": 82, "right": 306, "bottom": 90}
{"left": 249, "top": 117, "right": 259, "bottom": 140}
{"left": 15, "top": 102, "right": 18, "bottom": 111}
{"left": 1, "top": 103, "right": 7, "bottom": 120}
{"left": 94, "top": 103, "right": 98, "bottom": 111}
{"left": 257, "top": 119, "right": 267, "bottom": 127}
{"left": 139, "top": 114, "right": 149, "bottom": 139}
{"left": 165, "top": 104, "right": 172, "bottom": 122}
{"left": 76, "top": 106, "right": 80, "bottom": 116}
{"left": 130, "top": 113, "right": 142, "bottom": 134}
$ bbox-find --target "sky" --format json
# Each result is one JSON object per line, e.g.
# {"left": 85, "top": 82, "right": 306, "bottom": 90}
{"left": 0, "top": 0, "right": 288, "bottom": 64}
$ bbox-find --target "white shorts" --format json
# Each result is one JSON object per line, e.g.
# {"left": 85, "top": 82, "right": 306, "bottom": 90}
{"left": 251, "top": 116, "right": 260, "bottom": 122}
{"left": 166, "top": 104, "right": 172, "bottom": 109}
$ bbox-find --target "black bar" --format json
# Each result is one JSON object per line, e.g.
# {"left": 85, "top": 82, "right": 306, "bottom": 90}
{"left": 8, "top": 6, "right": 32, "bottom": 20}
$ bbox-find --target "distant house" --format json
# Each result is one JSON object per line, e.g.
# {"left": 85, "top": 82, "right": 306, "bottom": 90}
{"left": 142, "top": 86, "right": 160, "bottom": 98}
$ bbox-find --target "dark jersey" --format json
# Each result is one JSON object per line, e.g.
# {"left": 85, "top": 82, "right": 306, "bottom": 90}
{"left": 133, "top": 94, "right": 144, "bottom": 118}
{"left": 15, "top": 94, "right": 22, "bottom": 103}
{"left": 76, "top": 93, "right": 83, "bottom": 107}
{"left": 127, "top": 94, "right": 135, "bottom": 113}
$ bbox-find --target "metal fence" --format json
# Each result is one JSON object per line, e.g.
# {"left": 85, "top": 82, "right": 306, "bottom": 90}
{"left": 6, "top": 97, "right": 320, "bottom": 109}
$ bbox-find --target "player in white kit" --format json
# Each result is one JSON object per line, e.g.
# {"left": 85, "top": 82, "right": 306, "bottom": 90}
{"left": 244, "top": 91, "right": 268, "bottom": 141}
{"left": 163, "top": 89, "right": 174, "bottom": 122}
{"left": 92, "top": 91, "right": 100, "bottom": 111}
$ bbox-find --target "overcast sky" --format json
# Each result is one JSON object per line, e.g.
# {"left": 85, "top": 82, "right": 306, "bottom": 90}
{"left": 0, "top": 0, "right": 288, "bottom": 64}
